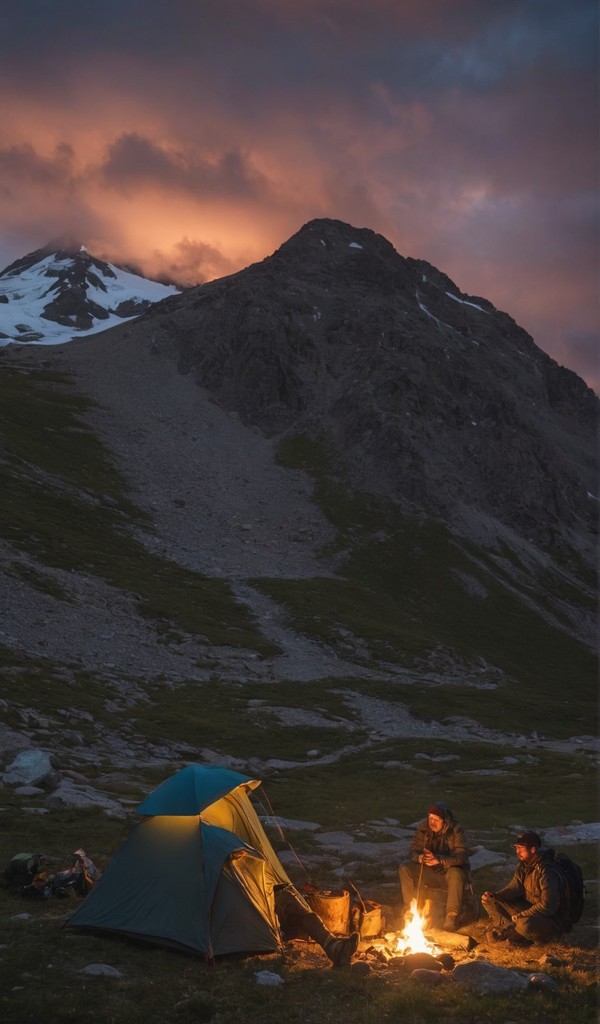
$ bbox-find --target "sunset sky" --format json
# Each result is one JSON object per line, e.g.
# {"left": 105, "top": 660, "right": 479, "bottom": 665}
{"left": 1, "top": 0, "right": 597, "bottom": 390}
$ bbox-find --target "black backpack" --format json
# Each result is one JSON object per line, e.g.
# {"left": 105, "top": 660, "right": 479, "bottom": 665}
{"left": 551, "top": 853, "right": 585, "bottom": 931}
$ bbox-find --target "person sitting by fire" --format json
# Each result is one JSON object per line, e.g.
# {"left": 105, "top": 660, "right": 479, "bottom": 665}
{"left": 399, "top": 802, "right": 470, "bottom": 931}
{"left": 481, "top": 830, "right": 564, "bottom": 945}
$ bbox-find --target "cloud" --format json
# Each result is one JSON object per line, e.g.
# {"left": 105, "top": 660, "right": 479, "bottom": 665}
{"left": 0, "top": 141, "right": 75, "bottom": 188}
{"left": 145, "top": 237, "right": 237, "bottom": 285}
{"left": 100, "top": 133, "right": 270, "bottom": 201}
{"left": 0, "top": 0, "right": 595, "bottom": 390}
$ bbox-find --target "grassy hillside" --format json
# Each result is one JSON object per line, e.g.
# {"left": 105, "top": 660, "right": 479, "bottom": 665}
{"left": 0, "top": 366, "right": 597, "bottom": 1024}
{"left": 0, "top": 364, "right": 276, "bottom": 653}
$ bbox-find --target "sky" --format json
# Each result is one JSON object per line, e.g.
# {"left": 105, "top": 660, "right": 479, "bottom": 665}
{"left": 1, "top": 0, "right": 598, "bottom": 391}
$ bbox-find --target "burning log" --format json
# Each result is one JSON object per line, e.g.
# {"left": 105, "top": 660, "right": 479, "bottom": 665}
{"left": 365, "top": 899, "right": 477, "bottom": 970}
{"left": 425, "top": 927, "right": 478, "bottom": 952}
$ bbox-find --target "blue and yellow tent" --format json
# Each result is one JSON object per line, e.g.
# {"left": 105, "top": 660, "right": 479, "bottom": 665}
{"left": 66, "top": 764, "right": 291, "bottom": 957}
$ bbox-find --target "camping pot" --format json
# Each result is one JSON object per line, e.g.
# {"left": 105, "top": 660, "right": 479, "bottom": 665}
{"left": 305, "top": 889, "right": 351, "bottom": 936}
{"left": 357, "top": 900, "right": 383, "bottom": 938}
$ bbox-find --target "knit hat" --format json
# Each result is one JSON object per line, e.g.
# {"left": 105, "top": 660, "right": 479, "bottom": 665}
{"left": 512, "top": 831, "right": 541, "bottom": 849}
{"left": 427, "top": 803, "right": 447, "bottom": 819}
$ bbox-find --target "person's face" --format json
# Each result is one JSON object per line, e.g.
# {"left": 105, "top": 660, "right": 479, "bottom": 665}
{"left": 514, "top": 844, "right": 537, "bottom": 862}
{"left": 428, "top": 813, "right": 444, "bottom": 832}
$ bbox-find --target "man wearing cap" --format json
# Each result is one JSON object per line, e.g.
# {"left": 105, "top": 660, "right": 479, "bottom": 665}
{"left": 399, "top": 802, "right": 470, "bottom": 931}
{"left": 481, "top": 830, "right": 564, "bottom": 945}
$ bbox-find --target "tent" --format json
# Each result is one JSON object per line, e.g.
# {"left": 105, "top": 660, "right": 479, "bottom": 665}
{"left": 65, "top": 764, "right": 291, "bottom": 957}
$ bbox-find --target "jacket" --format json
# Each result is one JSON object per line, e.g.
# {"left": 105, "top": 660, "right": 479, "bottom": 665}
{"left": 408, "top": 805, "right": 469, "bottom": 871}
{"left": 493, "top": 848, "right": 561, "bottom": 920}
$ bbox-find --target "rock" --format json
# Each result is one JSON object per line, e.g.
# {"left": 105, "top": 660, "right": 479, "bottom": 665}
{"left": 254, "top": 970, "right": 284, "bottom": 986}
{"left": 350, "top": 960, "right": 371, "bottom": 977}
{"left": 14, "top": 785, "right": 44, "bottom": 796}
{"left": 539, "top": 953, "right": 566, "bottom": 967}
{"left": 543, "top": 823, "right": 600, "bottom": 846}
{"left": 78, "top": 963, "right": 124, "bottom": 977}
{"left": 60, "top": 731, "right": 86, "bottom": 748}
{"left": 2, "top": 750, "right": 55, "bottom": 787}
{"left": 436, "top": 953, "right": 455, "bottom": 970}
{"left": 410, "top": 968, "right": 448, "bottom": 986}
{"left": 402, "top": 952, "right": 443, "bottom": 972}
{"left": 528, "top": 973, "right": 559, "bottom": 991}
{"left": 469, "top": 847, "right": 507, "bottom": 870}
{"left": 451, "top": 960, "right": 529, "bottom": 994}
{"left": 45, "top": 781, "right": 126, "bottom": 818}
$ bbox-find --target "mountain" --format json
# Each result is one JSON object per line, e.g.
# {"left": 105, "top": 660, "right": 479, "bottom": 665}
{"left": 0, "top": 236, "right": 180, "bottom": 345}
{"left": 109, "top": 217, "right": 597, "bottom": 567}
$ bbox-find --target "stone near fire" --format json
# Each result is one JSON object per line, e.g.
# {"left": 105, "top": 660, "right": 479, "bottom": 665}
{"left": 528, "top": 973, "right": 559, "bottom": 992}
{"left": 350, "top": 960, "right": 371, "bottom": 977}
{"left": 402, "top": 952, "right": 443, "bottom": 972}
{"left": 451, "top": 960, "right": 528, "bottom": 994}
{"left": 411, "top": 968, "right": 449, "bottom": 986}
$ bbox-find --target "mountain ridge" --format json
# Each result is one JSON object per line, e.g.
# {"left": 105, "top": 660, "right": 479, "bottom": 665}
{"left": 117, "top": 217, "right": 597, "bottom": 569}
{"left": 0, "top": 237, "right": 180, "bottom": 344}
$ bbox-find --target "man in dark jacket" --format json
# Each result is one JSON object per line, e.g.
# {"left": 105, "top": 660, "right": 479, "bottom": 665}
{"left": 481, "top": 830, "right": 564, "bottom": 945}
{"left": 399, "top": 802, "right": 470, "bottom": 931}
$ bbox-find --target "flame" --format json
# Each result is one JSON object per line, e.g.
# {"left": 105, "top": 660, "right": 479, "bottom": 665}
{"left": 395, "top": 899, "right": 437, "bottom": 955}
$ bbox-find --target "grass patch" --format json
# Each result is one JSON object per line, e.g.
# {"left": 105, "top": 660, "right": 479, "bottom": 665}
{"left": 0, "top": 365, "right": 276, "bottom": 654}
{"left": 132, "top": 678, "right": 367, "bottom": 760}
{"left": 0, "top": 644, "right": 135, "bottom": 739}
{"left": 262, "top": 741, "right": 597, "bottom": 834}
{"left": 263, "top": 433, "right": 597, "bottom": 740}
{"left": 6, "top": 560, "right": 73, "bottom": 601}
{"left": 0, "top": 366, "right": 137, "bottom": 501}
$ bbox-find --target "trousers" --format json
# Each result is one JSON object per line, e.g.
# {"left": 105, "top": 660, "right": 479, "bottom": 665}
{"left": 399, "top": 862, "right": 467, "bottom": 916}
{"left": 481, "top": 894, "right": 563, "bottom": 944}
{"left": 273, "top": 884, "right": 331, "bottom": 945}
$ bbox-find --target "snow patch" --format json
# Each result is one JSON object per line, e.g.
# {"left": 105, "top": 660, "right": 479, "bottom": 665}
{"left": 445, "top": 291, "right": 488, "bottom": 312}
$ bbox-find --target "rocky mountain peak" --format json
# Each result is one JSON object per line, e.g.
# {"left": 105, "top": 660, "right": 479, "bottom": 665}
{"left": 0, "top": 238, "right": 179, "bottom": 342}
{"left": 130, "top": 218, "right": 597, "bottom": 565}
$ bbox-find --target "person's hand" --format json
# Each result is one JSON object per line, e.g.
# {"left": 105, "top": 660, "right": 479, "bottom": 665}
{"left": 422, "top": 849, "right": 439, "bottom": 866}
{"left": 511, "top": 914, "right": 520, "bottom": 923}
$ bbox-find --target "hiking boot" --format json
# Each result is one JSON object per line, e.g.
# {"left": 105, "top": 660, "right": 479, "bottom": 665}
{"left": 443, "top": 913, "right": 459, "bottom": 932}
{"left": 488, "top": 925, "right": 530, "bottom": 946}
{"left": 324, "top": 931, "right": 360, "bottom": 967}
{"left": 505, "top": 929, "right": 532, "bottom": 948}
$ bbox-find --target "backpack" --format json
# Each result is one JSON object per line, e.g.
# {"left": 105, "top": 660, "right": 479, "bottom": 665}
{"left": 551, "top": 853, "right": 585, "bottom": 931}
{"left": 2, "top": 853, "right": 49, "bottom": 890}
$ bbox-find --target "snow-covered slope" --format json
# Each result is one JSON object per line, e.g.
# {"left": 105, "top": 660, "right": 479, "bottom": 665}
{"left": 0, "top": 239, "right": 180, "bottom": 346}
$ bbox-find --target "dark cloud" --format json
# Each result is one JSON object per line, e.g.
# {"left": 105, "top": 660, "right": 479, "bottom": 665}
{"left": 151, "top": 237, "right": 237, "bottom": 286}
{"left": 0, "top": 142, "right": 74, "bottom": 187}
{"left": 100, "top": 133, "right": 270, "bottom": 200}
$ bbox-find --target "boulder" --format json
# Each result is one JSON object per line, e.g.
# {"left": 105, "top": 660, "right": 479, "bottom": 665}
{"left": 45, "top": 781, "right": 125, "bottom": 818}
{"left": 451, "top": 960, "right": 528, "bottom": 994}
{"left": 3, "top": 750, "right": 55, "bottom": 787}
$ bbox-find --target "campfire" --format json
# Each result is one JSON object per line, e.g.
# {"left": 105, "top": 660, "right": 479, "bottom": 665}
{"left": 361, "top": 899, "right": 476, "bottom": 967}
{"left": 393, "top": 899, "right": 440, "bottom": 956}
